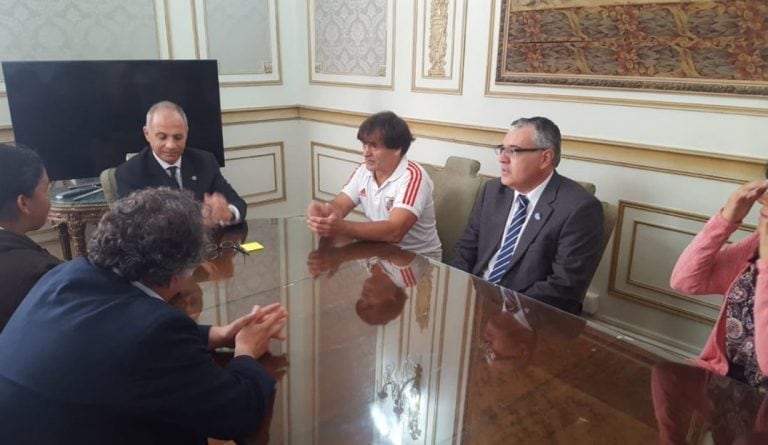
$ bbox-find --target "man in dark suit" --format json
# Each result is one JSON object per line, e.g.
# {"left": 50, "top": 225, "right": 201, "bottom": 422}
{"left": 0, "top": 188, "right": 287, "bottom": 444}
{"left": 116, "top": 100, "right": 246, "bottom": 226}
{"left": 452, "top": 117, "right": 603, "bottom": 314}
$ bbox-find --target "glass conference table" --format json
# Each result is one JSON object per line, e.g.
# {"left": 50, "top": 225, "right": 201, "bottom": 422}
{"left": 178, "top": 217, "right": 768, "bottom": 445}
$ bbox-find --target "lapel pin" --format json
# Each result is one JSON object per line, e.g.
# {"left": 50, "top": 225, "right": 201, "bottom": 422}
{"left": 534, "top": 212, "right": 541, "bottom": 221}
{"left": 191, "top": 176, "right": 197, "bottom": 181}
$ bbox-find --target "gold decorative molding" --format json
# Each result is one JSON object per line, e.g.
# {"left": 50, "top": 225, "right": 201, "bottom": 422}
{"left": 222, "top": 106, "right": 300, "bottom": 125}
{"left": 162, "top": 0, "right": 175, "bottom": 59}
{"left": 190, "top": 0, "right": 200, "bottom": 59}
{"left": 310, "top": 142, "right": 362, "bottom": 200}
{"left": 152, "top": 0, "right": 173, "bottom": 59}
{"left": 297, "top": 105, "right": 766, "bottom": 184}
{"left": 3, "top": 106, "right": 764, "bottom": 185}
{"left": 563, "top": 136, "right": 765, "bottom": 184}
{"left": 625, "top": 220, "right": 720, "bottom": 311}
{"left": 224, "top": 142, "right": 286, "bottom": 205}
{"left": 608, "top": 200, "right": 755, "bottom": 325}
{"left": 427, "top": 0, "right": 449, "bottom": 78}
{"left": 412, "top": 0, "right": 467, "bottom": 94}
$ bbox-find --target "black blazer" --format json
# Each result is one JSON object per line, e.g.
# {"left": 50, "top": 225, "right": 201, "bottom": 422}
{"left": 0, "top": 230, "right": 61, "bottom": 332}
{"left": 0, "top": 258, "right": 274, "bottom": 444}
{"left": 115, "top": 146, "right": 247, "bottom": 221}
{"left": 452, "top": 172, "right": 603, "bottom": 314}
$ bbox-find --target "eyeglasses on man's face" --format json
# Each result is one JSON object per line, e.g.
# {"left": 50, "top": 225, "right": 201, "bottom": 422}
{"left": 205, "top": 241, "right": 249, "bottom": 261}
{"left": 493, "top": 145, "right": 549, "bottom": 157}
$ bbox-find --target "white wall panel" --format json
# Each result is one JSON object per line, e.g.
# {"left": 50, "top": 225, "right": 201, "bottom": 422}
{"left": 194, "top": 0, "right": 282, "bottom": 85}
{"left": 223, "top": 143, "right": 285, "bottom": 205}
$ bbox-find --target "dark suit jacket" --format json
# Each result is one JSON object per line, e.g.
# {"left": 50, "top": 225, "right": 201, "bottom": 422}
{"left": 0, "top": 229, "right": 61, "bottom": 332}
{"left": 0, "top": 257, "right": 274, "bottom": 444}
{"left": 115, "top": 146, "right": 247, "bottom": 221}
{"left": 452, "top": 172, "right": 603, "bottom": 314}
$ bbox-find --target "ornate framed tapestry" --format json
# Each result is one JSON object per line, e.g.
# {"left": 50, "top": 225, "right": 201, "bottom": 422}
{"left": 495, "top": 0, "right": 768, "bottom": 95}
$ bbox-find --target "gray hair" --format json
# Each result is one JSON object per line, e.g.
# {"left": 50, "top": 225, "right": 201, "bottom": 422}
{"left": 511, "top": 116, "right": 561, "bottom": 167}
{"left": 88, "top": 188, "right": 206, "bottom": 286}
{"left": 145, "top": 100, "right": 188, "bottom": 128}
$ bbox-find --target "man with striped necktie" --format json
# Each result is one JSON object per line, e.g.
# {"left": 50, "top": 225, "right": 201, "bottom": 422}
{"left": 306, "top": 111, "right": 442, "bottom": 260}
{"left": 452, "top": 117, "right": 603, "bottom": 314}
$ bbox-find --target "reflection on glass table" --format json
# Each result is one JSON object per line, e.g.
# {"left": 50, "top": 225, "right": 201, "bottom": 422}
{"left": 174, "top": 217, "right": 768, "bottom": 445}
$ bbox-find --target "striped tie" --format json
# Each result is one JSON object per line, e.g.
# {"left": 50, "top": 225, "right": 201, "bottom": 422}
{"left": 487, "top": 195, "right": 529, "bottom": 284}
{"left": 167, "top": 166, "right": 180, "bottom": 188}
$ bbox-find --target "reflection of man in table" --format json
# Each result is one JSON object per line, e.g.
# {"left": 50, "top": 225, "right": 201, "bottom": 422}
{"left": 308, "top": 240, "right": 430, "bottom": 325}
{"left": 115, "top": 100, "right": 246, "bottom": 227}
{"left": 0, "top": 188, "right": 286, "bottom": 444}
{"left": 473, "top": 279, "right": 586, "bottom": 370}
{"left": 306, "top": 111, "right": 442, "bottom": 260}
{"left": 0, "top": 144, "right": 61, "bottom": 332}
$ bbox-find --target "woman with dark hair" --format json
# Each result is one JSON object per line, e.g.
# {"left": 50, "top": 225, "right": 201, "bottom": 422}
{"left": 0, "top": 143, "right": 60, "bottom": 332}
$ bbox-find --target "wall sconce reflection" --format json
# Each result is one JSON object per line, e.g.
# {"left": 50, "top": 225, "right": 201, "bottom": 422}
{"left": 376, "top": 360, "right": 423, "bottom": 440}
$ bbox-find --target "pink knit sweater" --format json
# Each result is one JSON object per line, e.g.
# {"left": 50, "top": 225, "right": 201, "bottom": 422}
{"left": 670, "top": 212, "right": 768, "bottom": 376}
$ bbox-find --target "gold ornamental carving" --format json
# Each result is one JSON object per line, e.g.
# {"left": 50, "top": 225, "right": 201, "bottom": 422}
{"left": 427, "top": 0, "right": 449, "bottom": 77}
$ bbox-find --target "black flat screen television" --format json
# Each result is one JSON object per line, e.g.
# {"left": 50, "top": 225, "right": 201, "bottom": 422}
{"left": 2, "top": 60, "right": 224, "bottom": 181}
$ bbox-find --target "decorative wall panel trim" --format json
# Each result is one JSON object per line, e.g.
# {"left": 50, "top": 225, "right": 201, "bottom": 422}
{"left": 146, "top": 0, "right": 171, "bottom": 59}
{"left": 608, "top": 200, "right": 754, "bottom": 324}
{"left": 411, "top": 0, "right": 468, "bottom": 94}
{"left": 193, "top": 0, "right": 282, "bottom": 85}
{"left": 310, "top": 142, "right": 362, "bottom": 201}
{"left": 308, "top": 0, "right": 396, "bottom": 89}
{"left": 296, "top": 105, "right": 766, "bottom": 184}
{"left": 158, "top": 0, "right": 176, "bottom": 60}
{"left": 3, "top": 106, "right": 764, "bottom": 184}
{"left": 626, "top": 221, "right": 720, "bottom": 311}
{"left": 222, "top": 106, "right": 301, "bottom": 125}
{"left": 0, "top": 106, "right": 765, "bottom": 184}
{"left": 485, "top": 0, "right": 768, "bottom": 117}
{"left": 224, "top": 142, "right": 286, "bottom": 206}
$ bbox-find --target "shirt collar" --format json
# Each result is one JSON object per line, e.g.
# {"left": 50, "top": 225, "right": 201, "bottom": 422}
{"left": 515, "top": 171, "right": 554, "bottom": 203}
{"left": 130, "top": 280, "right": 165, "bottom": 301}
{"left": 151, "top": 149, "right": 182, "bottom": 171}
{"left": 113, "top": 267, "right": 165, "bottom": 301}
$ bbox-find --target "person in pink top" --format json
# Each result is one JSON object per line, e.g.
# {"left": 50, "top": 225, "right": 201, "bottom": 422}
{"left": 670, "top": 176, "right": 768, "bottom": 384}
{"left": 652, "top": 175, "right": 768, "bottom": 444}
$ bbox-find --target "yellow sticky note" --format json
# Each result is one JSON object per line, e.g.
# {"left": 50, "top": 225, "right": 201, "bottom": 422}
{"left": 241, "top": 241, "right": 264, "bottom": 253}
